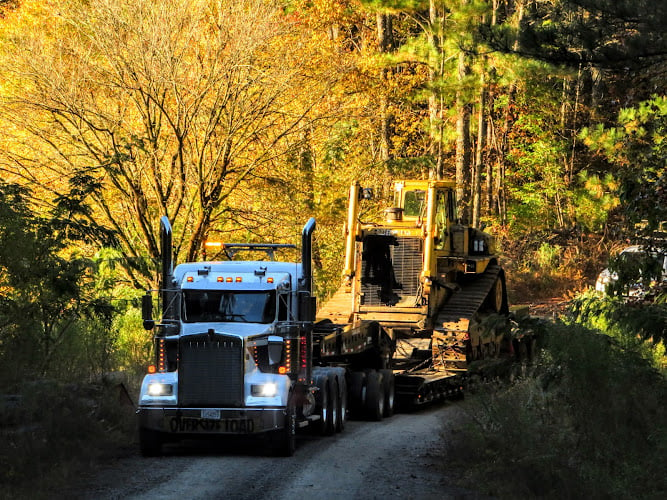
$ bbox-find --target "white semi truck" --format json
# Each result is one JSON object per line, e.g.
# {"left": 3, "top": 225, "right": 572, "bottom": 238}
{"left": 137, "top": 217, "right": 393, "bottom": 456}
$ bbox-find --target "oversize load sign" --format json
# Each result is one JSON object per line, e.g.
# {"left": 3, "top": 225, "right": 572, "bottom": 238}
{"left": 169, "top": 416, "right": 255, "bottom": 433}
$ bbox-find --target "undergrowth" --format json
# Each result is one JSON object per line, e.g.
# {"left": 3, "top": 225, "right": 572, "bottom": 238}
{"left": 500, "top": 228, "right": 611, "bottom": 302}
{"left": 569, "top": 290, "right": 667, "bottom": 371}
{"left": 443, "top": 318, "right": 667, "bottom": 499}
{"left": 0, "top": 375, "right": 139, "bottom": 499}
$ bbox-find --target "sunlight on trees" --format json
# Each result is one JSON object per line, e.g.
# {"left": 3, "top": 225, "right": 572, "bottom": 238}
{"left": 0, "top": 0, "right": 664, "bottom": 384}
{"left": 0, "top": 0, "right": 339, "bottom": 287}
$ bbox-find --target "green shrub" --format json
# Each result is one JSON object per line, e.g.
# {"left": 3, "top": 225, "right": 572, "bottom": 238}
{"left": 443, "top": 319, "right": 667, "bottom": 498}
{"left": 0, "top": 376, "right": 138, "bottom": 498}
{"left": 569, "top": 290, "right": 667, "bottom": 371}
{"left": 536, "top": 242, "right": 562, "bottom": 270}
{"left": 112, "top": 307, "right": 153, "bottom": 375}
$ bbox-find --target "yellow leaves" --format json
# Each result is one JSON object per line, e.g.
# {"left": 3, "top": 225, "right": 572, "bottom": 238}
{"left": 303, "top": 0, "right": 359, "bottom": 27}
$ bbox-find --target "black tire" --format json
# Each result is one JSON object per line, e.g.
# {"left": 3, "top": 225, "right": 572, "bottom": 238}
{"left": 465, "top": 340, "right": 474, "bottom": 363}
{"left": 139, "top": 428, "right": 163, "bottom": 457}
{"left": 349, "top": 371, "right": 367, "bottom": 418}
{"left": 327, "top": 376, "right": 339, "bottom": 436}
{"left": 379, "top": 369, "right": 395, "bottom": 418}
{"left": 336, "top": 374, "right": 348, "bottom": 432}
{"left": 274, "top": 400, "right": 297, "bottom": 457}
{"left": 364, "top": 370, "right": 384, "bottom": 421}
{"left": 315, "top": 374, "right": 333, "bottom": 436}
{"left": 377, "top": 334, "right": 394, "bottom": 370}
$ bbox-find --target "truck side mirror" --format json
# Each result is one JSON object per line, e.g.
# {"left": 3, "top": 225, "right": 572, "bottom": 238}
{"left": 142, "top": 292, "right": 155, "bottom": 330}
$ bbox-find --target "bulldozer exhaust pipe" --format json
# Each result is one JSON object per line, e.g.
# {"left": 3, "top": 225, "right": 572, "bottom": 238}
{"left": 343, "top": 182, "right": 360, "bottom": 281}
{"left": 421, "top": 182, "right": 437, "bottom": 283}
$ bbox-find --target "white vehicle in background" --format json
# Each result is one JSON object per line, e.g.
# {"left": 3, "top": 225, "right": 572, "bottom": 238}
{"left": 595, "top": 245, "right": 667, "bottom": 297}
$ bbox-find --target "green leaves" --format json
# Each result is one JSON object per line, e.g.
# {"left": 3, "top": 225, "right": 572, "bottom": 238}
{"left": 485, "top": 0, "right": 667, "bottom": 71}
{"left": 0, "top": 181, "right": 116, "bottom": 382}
{"left": 581, "top": 95, "right": 667, "bottom": 228}
{"left": 569, "top": 290, "right": 667, "bottom": 351}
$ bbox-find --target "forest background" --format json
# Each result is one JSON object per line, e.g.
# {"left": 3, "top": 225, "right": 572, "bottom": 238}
{"left": 0, "top": 0, "right": 665, "bottom": 497}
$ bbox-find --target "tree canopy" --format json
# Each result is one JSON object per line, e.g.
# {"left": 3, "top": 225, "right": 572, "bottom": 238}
{"left": 0, "top": 0, "right": 664, "bottom": 295}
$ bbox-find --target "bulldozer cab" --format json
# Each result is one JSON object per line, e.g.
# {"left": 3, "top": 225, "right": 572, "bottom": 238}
{"left": 336, "top": 179, "right": 497, "bottom": 326}
{"left": 391, "top": 180, "right": 458, "bottom": 254}
{"left": 393, "top": 180, "right": 456, "bottom": 219}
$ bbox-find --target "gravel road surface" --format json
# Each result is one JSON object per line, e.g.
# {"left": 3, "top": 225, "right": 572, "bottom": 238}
{"left": 71, "top": 402, "right": 484, "bottom": 500}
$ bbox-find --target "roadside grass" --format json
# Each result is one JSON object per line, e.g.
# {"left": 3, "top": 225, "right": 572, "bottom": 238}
{"left": 0, "top": 374, "right": 139, "bottom": 499}
{"left": 442, "top": 319, "right": 667, "bottom": 499}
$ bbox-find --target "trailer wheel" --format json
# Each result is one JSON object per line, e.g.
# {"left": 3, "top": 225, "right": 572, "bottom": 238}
{"left": 336, "top": 375, "right": 348, "bottom": 432}
{"left": 139, "top": 428, "right": 163, "bottom": 457}
{"left": 365, "top": 370, "right": 384, "bottom": 421}
{"left": 380, "top": 369, "right": 395, "bottom": 418}
{"left": 377, "top": 335, "right": 394, "bottom": 370}
{"left": 327, "top": 376, "right": 339, "bottom": 436}
{"left": 527, "top": 336, "right": 537, "bottom": 362}
{"left": 349, "top": 371, "right": 366, "bottom": 418}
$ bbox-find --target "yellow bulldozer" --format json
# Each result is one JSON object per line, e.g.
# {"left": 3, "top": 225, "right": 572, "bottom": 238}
{"left": 316, "top": 179, "right": 516, "bottom": 406}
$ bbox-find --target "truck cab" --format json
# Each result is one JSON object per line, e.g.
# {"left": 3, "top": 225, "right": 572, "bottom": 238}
{"left": 137, "top": 218, "right": 317, "bottom": 456}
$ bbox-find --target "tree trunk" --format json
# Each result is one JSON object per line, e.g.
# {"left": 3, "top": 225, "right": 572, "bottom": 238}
{"left": 455, "top": 50, "right": 472, "bottom": 222}
{"left": 472, "top": 74, "right": 486, "bottom": 228}
{"left": 429, "top": 0, "right": 445, "bottom": 179}
{"left": 377, "top": 12, "right": 394, "bottom": 168}
{"left": 495, "top": 79, "right": 516, "bottom": 227}
{"left": 485, "top": 88, "right": 494, "bottom": 216}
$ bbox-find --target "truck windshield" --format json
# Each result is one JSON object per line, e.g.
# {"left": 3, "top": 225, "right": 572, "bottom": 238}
{"left": 182, "top": 290, "right": 276, "bottom": 324}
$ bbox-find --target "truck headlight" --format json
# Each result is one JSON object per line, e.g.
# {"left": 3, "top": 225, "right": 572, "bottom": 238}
{"left": 147, "top": 382, "right": 173, "bottom": 396}
{"left": 251, "top": 383, "right": 277, "bottom": 397}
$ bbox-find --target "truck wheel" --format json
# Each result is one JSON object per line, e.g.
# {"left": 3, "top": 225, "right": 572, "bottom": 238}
{"left": 274, "top": 400, "right": 297, "bottom": 457}
{"left": 139, "top": 428, "right": 163, "bottom": 457}
{"left": 327, "top": 376, "right": 339, "bottom": 436}
{"left": 315, "top": 374, "right": 333, "bottom": 436}
{"left": 380, "top": 369, "right": 395, "bottom": 418}
{"left": 336, "top": 375, "right": 348, "bottom": 432}
{"left": 364, "top": 370, "right": 384, "bottom": 421}
{"left": 349, "top": 371, "right": 366, "bottom": 418}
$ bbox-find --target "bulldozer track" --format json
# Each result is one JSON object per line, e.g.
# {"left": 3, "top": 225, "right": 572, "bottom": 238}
{"left": 394, "top": 264, "right": 506, "bottom": 407}
{"left": 435, "top": 263, "right": 504, "bottom": 332}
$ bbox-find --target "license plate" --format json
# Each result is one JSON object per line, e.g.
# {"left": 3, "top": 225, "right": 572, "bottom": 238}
{"left": 167, "top": 416, "right": 256, "bottom": 434}
{"left": 201, "top": 409, "right": 220, "bottom": 420}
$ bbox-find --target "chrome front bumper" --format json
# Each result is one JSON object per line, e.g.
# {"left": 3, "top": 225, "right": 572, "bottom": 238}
{"left": 137, "top": 407, "right": 287, "bottom": 435}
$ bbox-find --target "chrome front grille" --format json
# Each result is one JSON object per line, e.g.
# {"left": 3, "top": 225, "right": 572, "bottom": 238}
{"left": 178, "top": 335, "right": 243, "bottom": 408}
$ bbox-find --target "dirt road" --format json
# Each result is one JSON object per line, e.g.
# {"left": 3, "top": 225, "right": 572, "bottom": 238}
{"left": 72, "top": 403, "right": 483, "bottom": 500}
